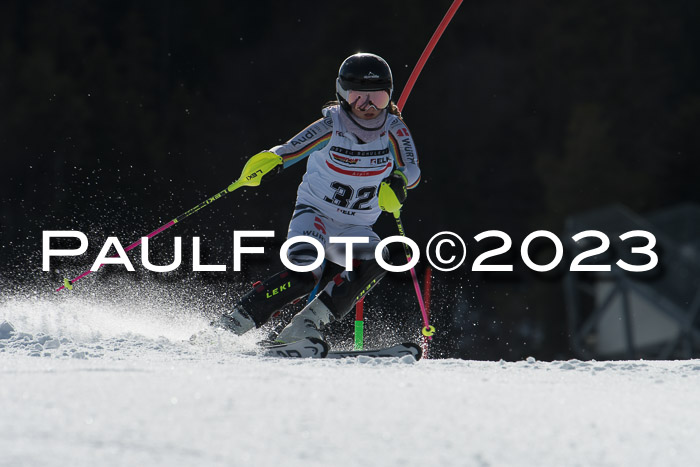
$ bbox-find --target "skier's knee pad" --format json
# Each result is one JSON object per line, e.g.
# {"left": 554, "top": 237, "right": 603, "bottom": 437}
{"left": 237, "top": 268, "right": 317, "bottom": 327}
{"left": 321, "top": 255, "right": 389, "bottom": 320}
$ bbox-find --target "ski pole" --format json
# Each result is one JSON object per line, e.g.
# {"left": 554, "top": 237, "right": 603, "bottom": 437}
{"left": 392, "top": 211, "right": 435, "bottom": 339}
{"left": 422, "top": 266, "right": 432, "bottom": 357}
{"left": 56, "top": 151, "right": 282, "bottom": 292}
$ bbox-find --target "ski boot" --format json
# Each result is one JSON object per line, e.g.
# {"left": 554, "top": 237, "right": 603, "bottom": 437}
{"left": 275, "top": 292, "right": 336, "bottom": 343}
{"left": 217, "top": 306, "right": 257, "bottom": 335}
{"left": 217, "top": 269, "right": 317, "bottom": 335}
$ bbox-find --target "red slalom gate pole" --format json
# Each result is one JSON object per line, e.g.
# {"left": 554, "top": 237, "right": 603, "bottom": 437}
{"left": 397, "top": 0, "right": 464, "bottom": 112}
{"left": 354, "top": 299, "right": 364, "bottom": 350}
{"left": 354, "top": 0, "right": 462, "bottom": 355}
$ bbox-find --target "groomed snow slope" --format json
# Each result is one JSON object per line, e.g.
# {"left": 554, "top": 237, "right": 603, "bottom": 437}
{"left": 1, "top": 295, "right": 700, "bottom": 467}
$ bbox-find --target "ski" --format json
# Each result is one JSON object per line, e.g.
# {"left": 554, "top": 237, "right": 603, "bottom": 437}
{"left": 326, "top": 342, "right": 422, "bottom": 360}
{"left": 263, "top": 338, "right": 422, "bottom": 361}
{"left": 263, "top": 337, "right": 329, "bottom": 358}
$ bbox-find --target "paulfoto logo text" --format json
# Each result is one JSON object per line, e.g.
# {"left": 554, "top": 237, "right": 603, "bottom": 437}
{"left": 43, "top": 229, "right": 659, "bottom": 276}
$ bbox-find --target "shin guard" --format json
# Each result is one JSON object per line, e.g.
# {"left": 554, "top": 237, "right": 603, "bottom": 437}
{"left": 320, "top": 258, "right": 388, "bottom": 321}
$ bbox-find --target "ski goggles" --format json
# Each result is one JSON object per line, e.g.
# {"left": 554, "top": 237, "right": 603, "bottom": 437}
{"left": 347, "top": 89, "right": 391, "bottom": 110}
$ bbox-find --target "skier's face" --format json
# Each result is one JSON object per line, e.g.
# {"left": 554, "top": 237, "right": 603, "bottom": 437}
{"left": 347, "top": 89, "right": 390, "bottom": 120}
{"left": 351, "top": 104, "right": 380, "bottom": 120}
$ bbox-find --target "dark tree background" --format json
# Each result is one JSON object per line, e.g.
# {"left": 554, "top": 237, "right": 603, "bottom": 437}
{"left": 1, "top": 1, "right": 698, "bottom": 359}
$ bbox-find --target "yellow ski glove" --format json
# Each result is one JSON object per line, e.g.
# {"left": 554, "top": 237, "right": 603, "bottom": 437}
{"left": 378, "top": 170, "right": 408, "bottom": 214}
{"left": 228, "top": 151, "right": 283, "bottom": 192}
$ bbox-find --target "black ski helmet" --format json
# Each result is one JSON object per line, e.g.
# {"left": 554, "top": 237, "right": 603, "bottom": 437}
{"left": 336, "top": 53, "right": 393, "bottom": 110}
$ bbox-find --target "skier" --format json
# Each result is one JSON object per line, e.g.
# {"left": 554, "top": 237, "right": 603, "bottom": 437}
{"left": 219, "top": 53, "right": 420, "bottom": 344}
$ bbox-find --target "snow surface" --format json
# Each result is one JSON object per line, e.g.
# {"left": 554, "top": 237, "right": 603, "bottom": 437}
{"left": 2, "top": 294, "right": 700, "bottom": 467}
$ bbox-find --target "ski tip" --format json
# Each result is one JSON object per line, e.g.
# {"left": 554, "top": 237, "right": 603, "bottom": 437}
{"left": 403, "top": 342, "right": 423, "bottom": 361}
{"left": 324, "top": 341, "right": 423, "bottom": 361}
